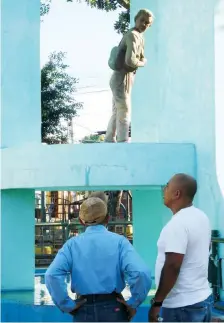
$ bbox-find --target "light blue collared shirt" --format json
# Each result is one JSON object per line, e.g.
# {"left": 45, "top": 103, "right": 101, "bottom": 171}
{"left": 45, "top": 225, "right": 151, "bottom": 313}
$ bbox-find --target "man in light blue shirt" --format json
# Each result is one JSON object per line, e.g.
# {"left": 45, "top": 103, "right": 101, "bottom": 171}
{"left": 46, "top": 193, "right": 151, "bottom": 322}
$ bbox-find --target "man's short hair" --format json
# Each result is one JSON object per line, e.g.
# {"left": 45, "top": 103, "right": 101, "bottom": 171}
{"left": 134, "top": 9, "right": 154, "bottom": 22}
{"left": 175, "top": 173, "right": 197, "bottom": 200}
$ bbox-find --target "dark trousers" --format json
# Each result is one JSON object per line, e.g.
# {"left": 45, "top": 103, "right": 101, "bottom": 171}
{"left": 161, "top": 294, "right": 213, "bottom": 322}
{"left": 73, "top": 299, "right": 129, "bottom": 322}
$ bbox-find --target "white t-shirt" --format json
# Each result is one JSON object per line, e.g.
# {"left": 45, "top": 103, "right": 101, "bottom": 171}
{"left": 155, "top": 206, "right": 211, "bottom": 308}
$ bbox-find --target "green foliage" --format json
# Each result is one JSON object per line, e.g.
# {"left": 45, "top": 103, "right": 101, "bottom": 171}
{"left": 41, "top": 52, "right": 83, "bottom": 144}
{"left": 81, "top": 134, "right": 105, "bottom": 143}
{"left": 40, "top": 0, "right": 130, "bottom": 34}
{"left": 83, "top": 0, "right": 118, "bottom": 11}
{"left": 114, "top": 9, "right": 130, "bottom": 34}
{"left": 40, "top": 0, "right": 51, "bottom": 16}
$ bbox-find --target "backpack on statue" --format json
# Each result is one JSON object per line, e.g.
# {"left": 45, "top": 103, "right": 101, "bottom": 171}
{"left": 108, "top": 37, "right": 138, "bottom": 73}
{"left": 108, "top": 46, "right": 120, "bottom": 71}
{"left": 108, "top": 40, "right": 127, "bottom": 71}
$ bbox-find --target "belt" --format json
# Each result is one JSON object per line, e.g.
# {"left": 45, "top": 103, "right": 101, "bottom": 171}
{"left": 78, "top": 292, "right": 123, "bottom": 303}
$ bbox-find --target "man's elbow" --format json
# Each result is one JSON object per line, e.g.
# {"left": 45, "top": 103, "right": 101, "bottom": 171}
{"left": 125, "top": 57, "right": 138, "bottom": 69}
{"left": 145, "top": 270, "right": 152, "bottom": 290}
{"left": 45, "top": 271, "right": 51, "bottom": 279}
{"left": 139, "top": 269, "right": 152, "bottom": 291}
{"left": 45, "top": 267, "right": 52, "bottom": 278}
{"left": 136, "top": 270, "right": 152, "bottom": 305}
{"left": 45, "top": 270, "right": 54, "bottom": 289}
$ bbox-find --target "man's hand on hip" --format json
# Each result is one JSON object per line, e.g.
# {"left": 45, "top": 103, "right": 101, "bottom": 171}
{"left": 117, "top": 298, "right": 136, "bottom": 321}
{"left": 69, "top": 299, "right": 87, "bottom": 316}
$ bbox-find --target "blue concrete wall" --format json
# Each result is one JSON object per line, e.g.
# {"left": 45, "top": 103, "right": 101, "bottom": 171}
{"left": 215, "top": 0, "right": 224, "bottom": 299}
{"left": 131, "top": 0, "right": 224, "bottom": 294}
{"left": 133, "top": 189, "right": 171, "bottom": 285}
{"left": 1, "top": 190, "right": 35, "bottom": 290}
{"left": 1, "top": 0, "right": 40, "bottom": 290}
{"left": 1, "top": 143, "right": 196, "bottom": 190}
{"left": 1, "top": 0, "right": 41, "bottom": 148}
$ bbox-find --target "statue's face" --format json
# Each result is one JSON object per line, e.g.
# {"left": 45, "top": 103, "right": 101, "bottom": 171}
{"left": 135, "top": 14, "right": 153, "bottom": 33}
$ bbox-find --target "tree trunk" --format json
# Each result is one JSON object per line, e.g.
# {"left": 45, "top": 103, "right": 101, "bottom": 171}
{"left": 117, "top": 0, "right": 129, "bottom": 10}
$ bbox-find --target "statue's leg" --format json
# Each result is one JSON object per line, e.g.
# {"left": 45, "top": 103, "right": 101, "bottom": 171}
{"left": 105, "top": 98, "right": 117, "bottom": 142}
{"left": 116, "top": 73, "right": 133, "bottom": 142}
{"left": 116, "top": 104, "right": 129, "bottom": 142}
{"left": 116, "top": 190, "right": 123, "bottom": 216}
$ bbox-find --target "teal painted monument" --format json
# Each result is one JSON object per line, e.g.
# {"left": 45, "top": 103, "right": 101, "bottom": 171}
{"left": 1, "top": 0, "right": 224, "bottom": 321}
{"left": 131, "top": 0, "right": 224, "bottom": 291}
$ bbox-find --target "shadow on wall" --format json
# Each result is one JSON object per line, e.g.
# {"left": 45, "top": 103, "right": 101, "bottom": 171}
{"left": 215, "top": 0, "right": 224, "bottom": 239}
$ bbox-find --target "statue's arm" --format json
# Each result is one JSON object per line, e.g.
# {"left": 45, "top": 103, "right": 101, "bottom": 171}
{"left": 140, "top": 38, "right": 145, "bottom": 61}
{"left": 125, "top": 33, "right": 145, "bottom": 68}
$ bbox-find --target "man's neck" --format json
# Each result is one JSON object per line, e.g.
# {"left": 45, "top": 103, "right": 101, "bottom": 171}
{"left": 171, "top": 202, "right": 193, "bottom": 215}
{"left": 133, "top": 27, "right": 141, "bottom": 33}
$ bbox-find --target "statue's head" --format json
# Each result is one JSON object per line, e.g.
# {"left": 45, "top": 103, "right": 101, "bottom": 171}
{"left": 134, "top": 9, "right": 154, "bottom": 33}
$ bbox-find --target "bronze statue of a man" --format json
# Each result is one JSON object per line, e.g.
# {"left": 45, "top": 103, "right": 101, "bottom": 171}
{"left": 105, "top": 9, "right": 154, "bottom": 143}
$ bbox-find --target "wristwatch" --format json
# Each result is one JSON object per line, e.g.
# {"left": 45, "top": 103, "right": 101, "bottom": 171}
{"left": 150, "top": 297, "right": 163, "bottom": 307}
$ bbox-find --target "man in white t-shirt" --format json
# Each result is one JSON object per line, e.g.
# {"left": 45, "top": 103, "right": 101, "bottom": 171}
{"left": 148, "top": 173, "right": 213, "bottom": 322}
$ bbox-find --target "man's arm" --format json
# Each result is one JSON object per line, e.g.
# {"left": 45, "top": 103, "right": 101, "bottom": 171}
{"left": 154, "top": 221, "right": 188, "bottom": 303}
{"left": 45, "top": 240, "right": 76, "bottom": 313}
{"left": 120, "top": 237, "right": 152, "bottom": 309}
{"left": 125, "top": 33, "right": 146, "bottom": 69}
{"left": 154, "top": 252, "right": 184, "bottom": 302}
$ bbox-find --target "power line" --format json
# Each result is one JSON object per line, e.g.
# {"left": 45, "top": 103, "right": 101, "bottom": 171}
{"left": 73, "top": 122, "right": 96, "bottom": 134}
{"left": 76, "top": 89, "right": 110, "bottom": 95}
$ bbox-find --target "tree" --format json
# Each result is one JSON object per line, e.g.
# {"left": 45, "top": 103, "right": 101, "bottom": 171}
{"left": 41, "top": 52, "right": 83, "bottom": 144}
{"left": 40, "top": 0, "right": 130, "bottom": 35}
{"left": 40, "top": 0, "right": 51, "bottom": 16}
{"left": 81, "top": 133, "right": 105, "bottom": 143}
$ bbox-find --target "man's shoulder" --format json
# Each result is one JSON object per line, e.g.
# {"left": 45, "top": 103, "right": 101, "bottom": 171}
{"left": 171, "top": 206, "right": 210, "bottom": 232}
{"left": 182, "top": 206, "right": 210, "bottom": 223}
{"left": 65, "top": 235, "right": 78, "bottom": 246}
{"left": 123, "top": 29, "right": 142, "bottom": 42}
{"left": 106, "top": 230, "right": 126, "bottom": 241}
{"left": 180, "top": 205, "right": 204, "bottom": 214}
{"left": 163, "top": 214, "right": 186, "bottom": 233}
{"left": 106, "top": 231, "right": 132, "bottom": 248}
{"left": 66, "top": 232, "right": 88, "bottom": 244}
{"left": 191, "top": 206, "right": 208, "bottom": 217}
{"left": 70, "top": 229, "right": 124, "bottom": 241}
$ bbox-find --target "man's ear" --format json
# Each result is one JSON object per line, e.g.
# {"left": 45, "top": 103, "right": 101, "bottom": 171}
{"left": 175, "top": 189, "right": 181, "bottom": 199}
{"left": 79, "top": 217, "right": 85, "bottom": 226}
{"left": 104, "top": 214, "right": 109, "bottom": 224}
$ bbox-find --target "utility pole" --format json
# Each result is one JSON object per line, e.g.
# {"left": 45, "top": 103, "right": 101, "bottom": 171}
{"left": 68, "top": 117, "right": 74, "bottom": 144}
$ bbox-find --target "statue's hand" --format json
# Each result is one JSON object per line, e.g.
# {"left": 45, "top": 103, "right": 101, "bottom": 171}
{"left": 138, "top": 58, "right": 147, "bottom": 67}
{"left": 142, "top": 58, "right": 147, "bottom": 65}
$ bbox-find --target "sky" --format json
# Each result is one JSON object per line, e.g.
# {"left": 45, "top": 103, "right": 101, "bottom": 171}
{"left": 40, "top": 0, "right": 121, "bottom": 140}
{"left": 40, "top": 0, "right": 224, "bottom": 190}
